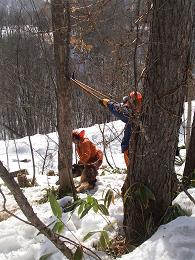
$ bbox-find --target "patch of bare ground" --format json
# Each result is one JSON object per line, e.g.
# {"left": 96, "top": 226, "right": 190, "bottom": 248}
{"left": 0, "top": 209, "right": 18, "bottom": 222}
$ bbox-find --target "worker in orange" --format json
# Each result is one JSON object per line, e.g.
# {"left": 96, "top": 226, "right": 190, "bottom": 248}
{"left": 99, "top": 91, "right": 142, "bottom": 167}
{"left": 72, "top": 130, "right": 103, "bottom": 169}
{"left": 72, "top": 130, "right": 103, "bottom": 192}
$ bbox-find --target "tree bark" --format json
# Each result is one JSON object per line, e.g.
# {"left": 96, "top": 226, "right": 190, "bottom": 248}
{"left": 122, "top": 0, "right": 193, "bottom": 246}
{"left": 0, "top": 161, "right": 73, "bottom": 259}
{"left": 186, "top": 100, "right": 192, "bottom": 150}
{"left": 183, "top": 112, "right": 195, "bottom": 188}
{"left": 51, "top": 0, "right": 75, "bottom": 197}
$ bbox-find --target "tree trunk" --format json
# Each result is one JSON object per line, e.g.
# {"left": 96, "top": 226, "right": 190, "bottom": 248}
{"left": 186, "top": 13, "right": 195, "bottom": 150}
{"left": 51, "top": 0, "right": 75, "bottom": 197}
{"left": 183, "top": 112, "right": 195, "bottom": 188}
{"left": 186, "top": 99, "right": 192, "bottom": 150}
{"left": 122, "top": 0, "right": 193, "bottom": 246}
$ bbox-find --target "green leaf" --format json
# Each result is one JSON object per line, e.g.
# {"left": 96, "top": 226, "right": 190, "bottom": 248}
{"left": 63, "top": 199, "right": 82, "bottom": 213}
{"left": 162, "top": 203, "right": 189, "bottom": 224}
{"left": 52, "top": 221, "right": 64, "bottom": 234}
{"left": 86, "top": 195, "right": 94, "bottom": 205}
{"left": 98, "top": 204, "right": 109, "bottom": 216}
{"left": 138, "top": 185, "right": 148, "bottom": 208}
{"left": 74, "top": 246, "right": 83, "bottom": 260}
{"left": 91, "top": 198, "right": 99, "bottom": 213}
{"left": 92, "top": 203, "right": 99, "bottom": 213}
{"left": 143, "top": 185, "right": 155, "bottom": 201}
{"left": 97, "top": 230, "right": 110, "bottom": 250}
{"left": 39, "top": 252, "right": 54, "bottom": 260}
{"left": 104, "top": 189, "right": 114, "bottom": 208}
{"left": 48, "top": 191, "right": 62, "bottom": 218}
{"left": 78, "top": 201, "right": 85, "bottom": 215}
{"left": 104, "top": 189, "right": 109, "bottom": 206}
{"left": 80, "top": 204, "right": 93, "bottom": 219}
{"left": 123, "top": 186, "right": 132, "bottom": 204}
{"left": 83, "top": 231, "right": 99, "bottom": 241}
{"left": 134, "top": 184, "right": 155, "bottom": 208}
{"left": 103, "top": 221, "right": 116, "bottom": 231}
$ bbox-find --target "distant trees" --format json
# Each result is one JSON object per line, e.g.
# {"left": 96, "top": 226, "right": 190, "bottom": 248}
{"left": 123, "top": 0, "right": 193, "bottom": 246}
{"left": 0, "top": 0, "right": 195, "bottom": 141}
{"left": 0, "top": 1, "right": 56, "bottom": 139}
{"left": 0, "top": 0, "right": 153, "bottom": 139}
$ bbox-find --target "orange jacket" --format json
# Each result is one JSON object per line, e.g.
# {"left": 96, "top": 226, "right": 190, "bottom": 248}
{"left": 76, "top": 138, "right": 103, "bottom": 166}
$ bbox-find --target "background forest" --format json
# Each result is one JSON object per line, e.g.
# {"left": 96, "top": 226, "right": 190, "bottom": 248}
{"left": 0, "top": 0, "right": 155, "bottom": 138}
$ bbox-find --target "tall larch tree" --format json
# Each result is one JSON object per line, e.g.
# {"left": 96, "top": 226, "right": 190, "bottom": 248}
{"left": 122, "top": 0, "right": 193, "bottom": 246}
{"left": 51, "top": 0, "right": 75, "bottom": 197}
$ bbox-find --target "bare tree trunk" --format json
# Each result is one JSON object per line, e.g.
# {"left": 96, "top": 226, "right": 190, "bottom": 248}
{"left": 28, "top": 135, "right": 36, "bottom": 186}
{"left": 51, "top": 0, "right": 76, "bottom": 197}
{"left": 0, "top": 161, "right": 73, "bottom": 259}
{"left": 122, "top": 0, "right": 193, "bottom": 246}
{"left": 186, "top": 65, "right": 194, "bottom": 150}
{"left": 4, "top": 139, "right": 10, "bottom": 171}
{"left": 183, "top": 112, "right": 195, "bottom": 188}
{"left": 186, "top": 99, "right": 192, "bottom": 150}
{"left": 14, "top": 139, "right": 21, "bottom": 170}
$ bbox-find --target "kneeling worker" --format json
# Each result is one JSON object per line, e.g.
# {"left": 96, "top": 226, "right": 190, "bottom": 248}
{"left": 72, "top": 130, "right": 103, "bottom": 192}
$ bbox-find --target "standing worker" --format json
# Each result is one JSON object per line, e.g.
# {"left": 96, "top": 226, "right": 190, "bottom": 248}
{"left": 99, "top": 91, "right": 142, "bottom": 167}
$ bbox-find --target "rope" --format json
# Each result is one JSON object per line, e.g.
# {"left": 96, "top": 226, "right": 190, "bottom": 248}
{"left": 71, "top": 78, "right": 116, "bottom": 102}
{"left": 71, "top": 78, "right": 102, "bottom": 99}
{"left": 75, "top": 79, "right": 112, "bottom": 99}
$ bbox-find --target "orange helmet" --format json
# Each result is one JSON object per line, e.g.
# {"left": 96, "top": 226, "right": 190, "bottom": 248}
{"left": 72, "top": 130, "right": 85, "bottom": 140}
{"left": 129, "top": 91, "right": 142, "bottom": 102}
{"left": 129, "top": 91, "right": 142, "bottom": 111}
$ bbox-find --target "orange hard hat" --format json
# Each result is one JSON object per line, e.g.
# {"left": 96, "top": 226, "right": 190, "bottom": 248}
{"left": 72, "top": 130, "right": 85, "bottom": 140}
{"left": 129, "top": 91, "right": 142, "bottom": 101}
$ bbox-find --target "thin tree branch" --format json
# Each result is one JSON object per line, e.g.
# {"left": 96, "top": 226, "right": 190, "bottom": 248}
{"left": 0, "top": 187, "right": 31, "bottom": 225}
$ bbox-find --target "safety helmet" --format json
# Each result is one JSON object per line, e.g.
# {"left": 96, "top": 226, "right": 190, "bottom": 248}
{"left": 72, "top": 130, "right": 85, "bottom": 141}
{"left": 129, "top": 91, "right": 142, "bottom": 110}
{"left": 129, "top": 91, "right": 142, "bottom": 101}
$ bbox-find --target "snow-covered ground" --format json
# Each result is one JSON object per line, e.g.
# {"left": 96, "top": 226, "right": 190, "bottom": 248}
{"left": 0, "top": 103, "right": 195, "bottom": 260}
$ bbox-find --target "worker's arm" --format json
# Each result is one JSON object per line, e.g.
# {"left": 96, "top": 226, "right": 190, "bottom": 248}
{"left": 107, "top": 102, "right": 130, "bottom": 123}
{"left": 99, "top": 98, "right": 131, "bottom": 123}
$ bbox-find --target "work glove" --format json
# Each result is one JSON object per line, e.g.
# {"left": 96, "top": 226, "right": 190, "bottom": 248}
{"left": 98, "top": 98, "right": 110, "bottom": 107}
